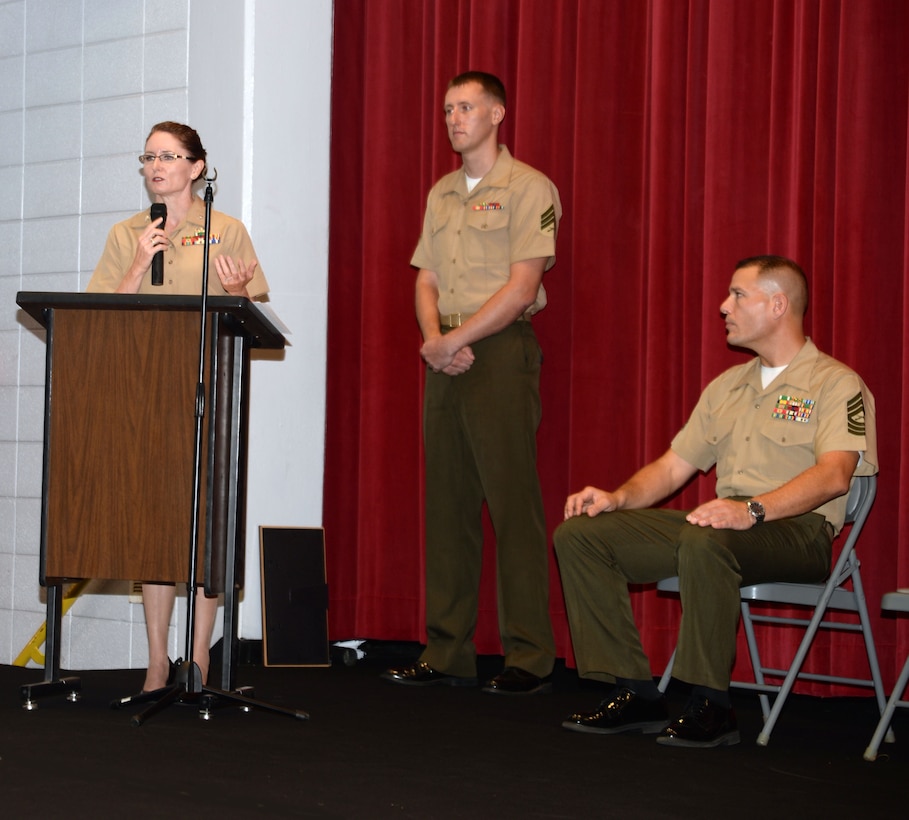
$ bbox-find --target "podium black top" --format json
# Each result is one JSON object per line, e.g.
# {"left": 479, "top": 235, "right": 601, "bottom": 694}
{"left": 16, "top": 291, "right": 286, "bottom": 350}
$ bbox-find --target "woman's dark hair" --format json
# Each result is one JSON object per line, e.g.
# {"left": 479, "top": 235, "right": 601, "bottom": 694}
{"left": 147, "top": 121, "right": 208, "bottom": 178}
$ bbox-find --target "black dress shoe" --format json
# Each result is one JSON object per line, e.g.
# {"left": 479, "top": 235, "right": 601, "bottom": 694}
{"left": 380, "top": 661, "right": 477, "bottom": 687}
{"left": 562, "top": 687, "right": 669, "bottom": 734}
{"left": 482, "top": 666, "right": 552, "bottom": 695}
{"left": 656, "top": 696, "right": 740, "bottom": 748}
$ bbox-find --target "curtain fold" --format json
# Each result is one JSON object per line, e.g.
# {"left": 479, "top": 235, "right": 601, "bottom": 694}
{"left": 325, "top": 0, "right": 909, "bottom": 692}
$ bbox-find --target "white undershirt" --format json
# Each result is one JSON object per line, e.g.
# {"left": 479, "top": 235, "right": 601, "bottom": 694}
{"left": 761, "top": 364, "right": 788, "bottom": 389}
{"left": 466, "top": 175, "right": 481, "bottom": 193}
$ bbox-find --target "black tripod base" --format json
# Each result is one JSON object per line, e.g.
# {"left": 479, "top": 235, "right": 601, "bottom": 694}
{"left": 110, "top": 661, "right": 309, "bottom": 726}
{"left": 197, "top": 685, "right": 310, "bottom": 723}
{"left": 111, "top": 682, "right": 184, "bottom": 726}
{"left": 20, "top": 675, "right": 82, "bottom": 711}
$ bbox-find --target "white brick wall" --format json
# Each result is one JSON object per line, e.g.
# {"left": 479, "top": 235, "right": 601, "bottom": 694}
{"left": 0, "top": 0, "right": 193, "bottom": 672}
{"left": 1, "top": 0, "right": 332, "bottom": 674}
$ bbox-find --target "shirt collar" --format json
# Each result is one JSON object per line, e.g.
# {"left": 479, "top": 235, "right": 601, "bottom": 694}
{"left": 734, "top": 338, "right": 819, "bottom": 395}
{"left": 440, "top": 145, "right": 515, "bottom": 196}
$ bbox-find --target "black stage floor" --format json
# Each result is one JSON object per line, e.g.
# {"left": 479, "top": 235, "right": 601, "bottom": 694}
{"left": 0, "top": 652, "right": 905, "bottom": 818}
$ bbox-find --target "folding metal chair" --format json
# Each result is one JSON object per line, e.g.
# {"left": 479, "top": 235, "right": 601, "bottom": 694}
{"left": 864, "top": 589, "right": 909, "bottom": 761}
{"left": 657, "top": 474, "right": 889, "bottom": 746}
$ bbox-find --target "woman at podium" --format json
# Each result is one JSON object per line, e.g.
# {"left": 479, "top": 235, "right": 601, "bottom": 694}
{"left": 87, "top": 121, "right": 270, "bottom": 692}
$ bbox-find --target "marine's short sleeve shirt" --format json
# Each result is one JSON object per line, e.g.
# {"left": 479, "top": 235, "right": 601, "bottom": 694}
{"left": 87, "top": 197, "right": 269, "bottom": 298}
{"left": 410, "top": 145, "right": 561, "bottom": 317}
{"left": 670, "top": 339, "right": 878, "bottom": 531}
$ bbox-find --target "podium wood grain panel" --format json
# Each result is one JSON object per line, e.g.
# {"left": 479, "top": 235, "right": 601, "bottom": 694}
{"left": 45, "top": 309, "right": 204, "bottom": 582}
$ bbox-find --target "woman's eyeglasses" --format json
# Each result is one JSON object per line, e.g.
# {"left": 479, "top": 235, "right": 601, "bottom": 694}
{"left": 138, "top": 152, "right": 195, "bottom": 164}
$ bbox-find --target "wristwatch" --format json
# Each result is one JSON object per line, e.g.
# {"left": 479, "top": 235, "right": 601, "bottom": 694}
{"left": 746, "top": 499, "right": 765, "bottom": 526}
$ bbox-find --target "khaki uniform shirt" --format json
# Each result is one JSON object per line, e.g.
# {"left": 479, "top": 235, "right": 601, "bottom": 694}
{"left": 410, "top": 145, "right": 561, "bottom": 316}
{"left": 671, "top": 339, "right": 878, "bottom": 533}
{"left": 87, "top": 196, "right": 269, "bottom": 298}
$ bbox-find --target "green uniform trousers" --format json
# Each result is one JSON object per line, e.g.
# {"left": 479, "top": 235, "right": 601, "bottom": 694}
{"left": 420, "top": 321, "right": 555, "bottom": 679}
{"left": 553, "top": 506, "right": 831, "bottom": 690}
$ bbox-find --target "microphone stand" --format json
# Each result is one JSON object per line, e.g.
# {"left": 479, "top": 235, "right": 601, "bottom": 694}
{"left": 113, "top": 172, "right": 308, "bottom": 726}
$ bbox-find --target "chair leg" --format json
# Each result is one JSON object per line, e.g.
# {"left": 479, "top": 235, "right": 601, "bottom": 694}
{"left": 755, "top": 583, "right": 841, "bottom": 746}
{"left": 657, "top": 648, "right": 675, "bottom": 693}
{"left": 864, "top": 654, "right": 909, "bottom": 761}
{"left": 852, "top": 566, "right": 897, "bottom": 746}
{"left": 740, "top": 601, "right": 771, "bottom": 721}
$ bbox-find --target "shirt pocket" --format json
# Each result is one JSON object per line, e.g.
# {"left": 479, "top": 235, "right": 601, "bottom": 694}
{"left": 429, "top": 213, "right": 451, "bottom": 237}
{"left": 464, "top": 208, "right": 510, "bottom": 270}
{"left": 421, "top": 214, "right": 451, "bottom": 269}
{"left": 705, "top": 413, "right": 735, "bottom": 450}
{"left": 757, "top": 417, "right": 817, "bottom": 480}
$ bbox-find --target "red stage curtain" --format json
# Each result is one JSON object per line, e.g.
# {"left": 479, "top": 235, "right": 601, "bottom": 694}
{"left": 324, "top": 0, "right": 909, "bottom": 693}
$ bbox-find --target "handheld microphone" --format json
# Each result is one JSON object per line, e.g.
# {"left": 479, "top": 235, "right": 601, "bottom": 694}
{"left": 150, "top": 203, "right": 167, "bottom": 286}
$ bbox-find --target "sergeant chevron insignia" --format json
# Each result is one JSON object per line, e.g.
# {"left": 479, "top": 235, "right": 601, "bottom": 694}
{"left": 847, "top": 392, "right": 866, "bottom": 436}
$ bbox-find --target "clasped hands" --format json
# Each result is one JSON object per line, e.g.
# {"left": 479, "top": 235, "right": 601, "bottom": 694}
{"left": 421, "top": 334, "right": 475, "bottom": 376}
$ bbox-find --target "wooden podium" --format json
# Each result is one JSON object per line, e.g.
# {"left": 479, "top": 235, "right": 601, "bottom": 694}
{"left": 15, "top": 292, "right": 286, "bottom": 703}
